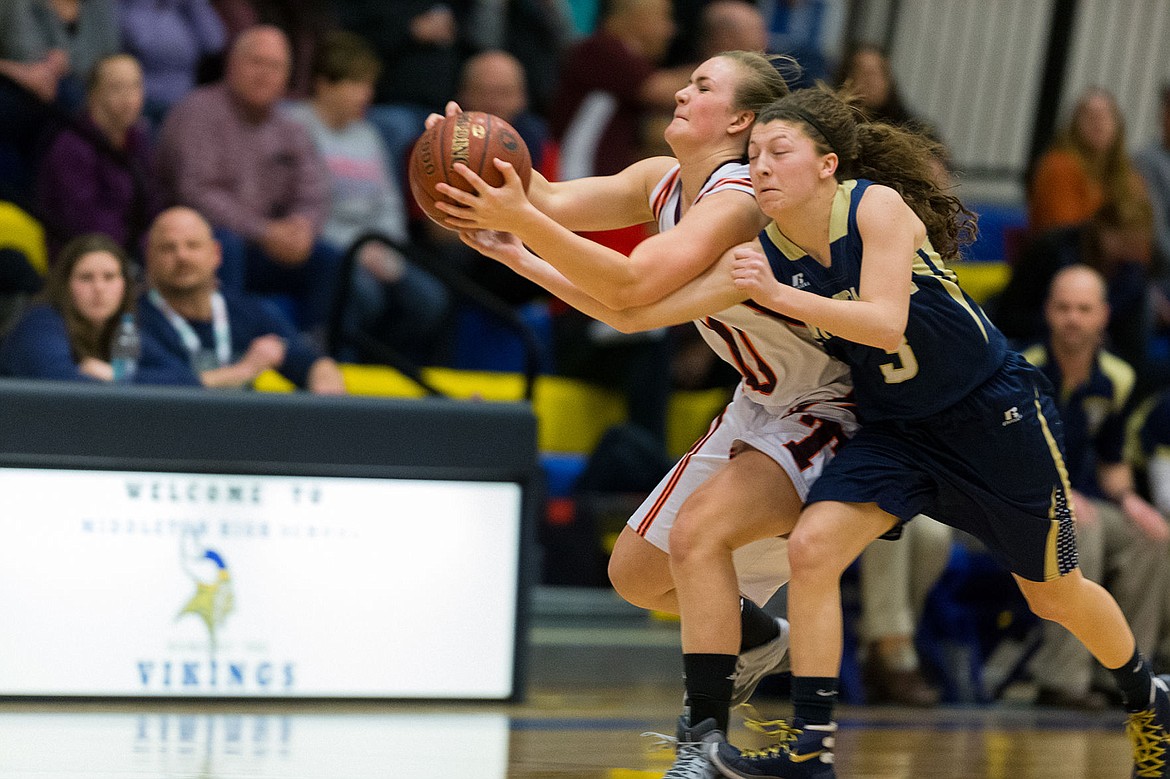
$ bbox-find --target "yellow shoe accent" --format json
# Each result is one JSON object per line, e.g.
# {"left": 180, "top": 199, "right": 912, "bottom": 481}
{"left": 1128, "top": 708, "right": 1170, "bottom": 778}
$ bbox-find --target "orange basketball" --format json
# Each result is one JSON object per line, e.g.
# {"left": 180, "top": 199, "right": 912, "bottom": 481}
{"left": 408, "top": 111, "right": 533, "bottom": 226}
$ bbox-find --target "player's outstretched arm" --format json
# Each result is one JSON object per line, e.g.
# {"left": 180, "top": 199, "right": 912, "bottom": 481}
{"left": 462, "top": 230, "right": 746, "bottom": 333}
{"left": 440, "top": 159, "right": 764, "bottom": 309}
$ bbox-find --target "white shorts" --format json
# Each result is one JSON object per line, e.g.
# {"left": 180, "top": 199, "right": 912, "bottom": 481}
{"left": 626, "top": 387, "right": 858, "bottom": 604}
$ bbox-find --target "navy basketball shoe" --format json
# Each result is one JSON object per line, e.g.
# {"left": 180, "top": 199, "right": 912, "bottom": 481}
{"left": 1127, "top": 674, "right": 1170, "bottom": 777}
{"left": 711, "top": 717, "right": 835, "bottom": 779}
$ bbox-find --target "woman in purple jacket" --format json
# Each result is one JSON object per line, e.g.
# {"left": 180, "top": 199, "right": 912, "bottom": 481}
{"left": 37, "top": 53, "right": 161, "bottom": 255}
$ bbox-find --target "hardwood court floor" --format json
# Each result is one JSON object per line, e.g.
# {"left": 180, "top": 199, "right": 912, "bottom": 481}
{"left": 0, "top": 691, "right": 1137, "bottom": 778}
{"left": 0, "top": 589, "right": 1137, "bottom": 778}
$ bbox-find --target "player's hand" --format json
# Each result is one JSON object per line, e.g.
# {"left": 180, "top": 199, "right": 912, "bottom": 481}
{"left": 424, "top": 101, "right": 463, "bottom": 130}
{"left": 435, "top": 160, "right": 534, "bottom": 233}
{"left": 730, "top": 245, "right": 781, "bottom": 298}
{"left": 459, "top": 229, "right": 525, "bottom": 267}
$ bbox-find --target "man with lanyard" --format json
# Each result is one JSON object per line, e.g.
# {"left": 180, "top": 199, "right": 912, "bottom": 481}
{"left": 139, "top": 206, "right": 346, "bottom": 393}
{"left": 1021, "top": 264, "right": 1168, "bottom": 710}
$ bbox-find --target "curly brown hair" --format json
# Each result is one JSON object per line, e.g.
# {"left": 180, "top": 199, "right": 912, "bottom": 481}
{"left": 43, "top": 234, "right": 136, "bottom": 362}
{"left": 756, "top": 86, "right": 977, "bottom": 259}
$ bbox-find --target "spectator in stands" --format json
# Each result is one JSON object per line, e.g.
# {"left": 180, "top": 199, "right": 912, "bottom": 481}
{"left": 761, "top": 0, "right": 837, "bottom": 88}
{"left": 283, "top": 31, "right": 449, "bottom": 364}
{"left": 0, "top": 0, "right": 119, "bottom": 110}
{"left": 537, "top": 0, "right": 697, "bottom": 446}
{"left": 698, "top": 0, "right": 768, "bottom": 59}
{"left": 420, "top": 49, "right": 552, "bottom": 308}
{"left": 154, "top": 25, "right": 340, "bottom": 334}
{"left": 119, "top": 0, "right": 226, "bottom": 128}
{"left": 0, "top": 233, "right": 177, "bottom": 383}
{"left": 460, "top": 49, "right": 551, "bottom": 173}
{"left": 858, "top": 516, "right": 951, "bottom": 706}
{"left": 210, "top": 0, "right": 335, "bottom": 100}
{"left": 1029, "top": 86, "right": 1150, "bottom": 235}
{"left": 1135, "top": 85, "right": 1170, "bottom": 282}
{"left": 1127, "top": 388, "right": 1170, "bottom": 672}
{"left": 1022, "top": 264, "right": 1168, "bottom": 710}
{"left": 833, "top": 42, "right": 917, "bottom": 126}
{"left": 140, "top": 206, "right": 346, "bottom": 392}
{"left": 465, "top": 0, "right": 575, "bottom": 116}
{"left": 38, "top": 53, "right": 160, "bottom": 257}
{"left": 994, "top": 197, "right": 1154, "bottom": 373}
{"left": 336, "top": 1, "right": 473, "bottom": 170}
{"left": 832, "top": 42, "right": 953, "bottom": 191}
{"left": 0, "top": 0, "right": 118, "bottom": 205}
{"left": 549, "top": 0, "right": 692, "bottom": 180}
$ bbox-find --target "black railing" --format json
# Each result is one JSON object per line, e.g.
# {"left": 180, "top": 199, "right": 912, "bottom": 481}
{"left": 326, "top": 232, "right": 545, "bottom": 401}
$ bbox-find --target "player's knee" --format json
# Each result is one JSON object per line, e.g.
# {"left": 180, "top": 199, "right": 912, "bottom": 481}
{"left": 1017, "top": 581, "right": 1075, "bottom": 624}
{"left": 607, "top": 545, "right": 661, "bottom": 609}
{"left": 787, "top": 522, "right": 847, "bottom": 579}
{"left": 668, "top": 503, "right": 730, "bottom": 567}
{"left": 1026, "top": 593, "right": 1073, "bottom": 624}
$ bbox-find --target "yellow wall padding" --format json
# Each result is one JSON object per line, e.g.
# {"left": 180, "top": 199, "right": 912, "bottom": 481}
{"left": 257, "top": 363, "right": 730, "bottom": 458}
{"left": 953, "top": 261, "right": 1011, "bottom": 304}
{"left": 0, "top": 202, "right": 48, "bottom": 275}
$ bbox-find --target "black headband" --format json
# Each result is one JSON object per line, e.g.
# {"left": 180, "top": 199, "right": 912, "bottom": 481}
{"left": 789, "top": 107, "right": 838, "bottom": 155}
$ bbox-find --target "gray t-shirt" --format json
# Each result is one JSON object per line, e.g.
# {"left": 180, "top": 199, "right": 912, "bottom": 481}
{"left": 282, "top": 101, "right": 409, "bottom": 251}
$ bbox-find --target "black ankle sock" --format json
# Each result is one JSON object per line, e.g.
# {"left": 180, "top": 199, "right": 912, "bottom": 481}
{"left": 792, "top": 675, "right": 838, "bottom": 725}
{"left": 739, "top": 597, "right": 780, "bottom": 652}
{"left": 683, "top": 653, "right": 737, "bottom": 733}
{"left": 1110, "top": 649, "right": 1155, "bottom": 711}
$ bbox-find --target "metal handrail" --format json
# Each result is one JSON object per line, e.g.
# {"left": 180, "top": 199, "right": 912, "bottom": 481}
{"left": 326, "top": 231, "right": 544, "bottom": 401}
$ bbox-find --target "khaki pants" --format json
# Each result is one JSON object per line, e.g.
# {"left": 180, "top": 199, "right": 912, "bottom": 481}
{"left": 859, "top": 516, "right": 954, "bottom": 643}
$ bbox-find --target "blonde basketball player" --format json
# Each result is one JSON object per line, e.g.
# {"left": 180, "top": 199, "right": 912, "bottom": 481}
{"left": 430, "top": 52, "right": 855, "bottom": 779}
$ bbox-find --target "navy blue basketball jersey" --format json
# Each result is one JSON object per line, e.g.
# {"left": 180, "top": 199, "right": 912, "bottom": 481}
{"left": 760, "top": 179, "right": 1009, "bottom": 422}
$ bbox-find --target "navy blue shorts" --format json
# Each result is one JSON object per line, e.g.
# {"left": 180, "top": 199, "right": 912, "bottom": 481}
{"left": 807, "top": 352, "right": 1079, "bottom": 582}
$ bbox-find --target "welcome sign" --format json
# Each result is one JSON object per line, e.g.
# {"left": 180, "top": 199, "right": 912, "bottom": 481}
{"left": 0, "top": 468, "right": 523, "bottom": 698}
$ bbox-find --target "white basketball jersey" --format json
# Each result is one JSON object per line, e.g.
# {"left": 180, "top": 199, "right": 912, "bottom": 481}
{"left": 650, "top": 161, "right": 853, "bottom": 409}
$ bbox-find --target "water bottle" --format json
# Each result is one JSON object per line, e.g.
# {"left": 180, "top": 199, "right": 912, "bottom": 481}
{"left": 110, "top": 312, "right": 141, "bottom": 383}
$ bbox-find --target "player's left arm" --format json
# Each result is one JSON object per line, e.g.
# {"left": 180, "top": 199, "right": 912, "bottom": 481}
{"left": 730, "top": 185, "right": 915, "bottom": 350}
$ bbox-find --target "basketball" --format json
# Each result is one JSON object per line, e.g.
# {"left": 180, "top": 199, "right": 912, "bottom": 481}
{"left": 408, "top": 111, "right": 533, "bottom": 225}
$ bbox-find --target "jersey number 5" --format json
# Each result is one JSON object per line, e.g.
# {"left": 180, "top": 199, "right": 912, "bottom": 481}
{"left": 879, "top": 337, "right": 919, "bottom": 384}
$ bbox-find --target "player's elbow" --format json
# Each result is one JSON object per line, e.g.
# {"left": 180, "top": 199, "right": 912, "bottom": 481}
{"left": 873, "top": 330, "right": 904, "bottom": 352}
{"left": 608, "top": 313, "right": 649, "bottom": 334}
{"left": 608, "top": 284, "right": 661, "bottom": 311}
{"left": 869, "top": 318, "right": 908, "bottom": 352}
